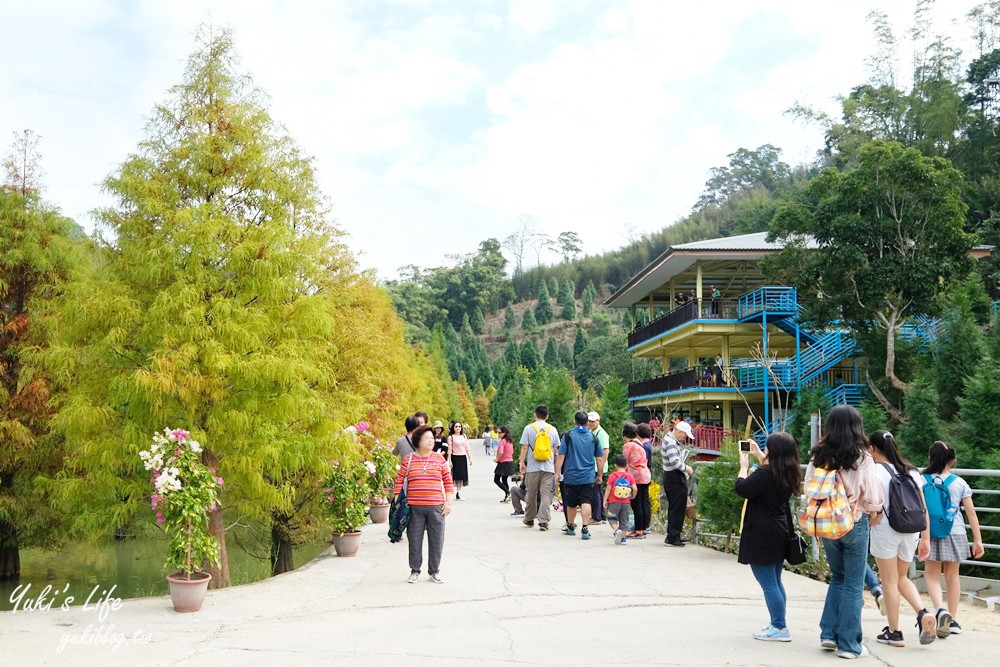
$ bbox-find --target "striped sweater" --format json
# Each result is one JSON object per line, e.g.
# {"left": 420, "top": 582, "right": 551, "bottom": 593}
{"left": 394, "top": 453, "right": 456, "bottom": 506}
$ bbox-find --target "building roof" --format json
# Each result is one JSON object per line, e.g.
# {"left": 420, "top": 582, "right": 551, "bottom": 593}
{"left": 605, "top": 231, "right": 994, "bottom": 309}
{"left": 604, "top": 232, "right": 814, "bottom": 309}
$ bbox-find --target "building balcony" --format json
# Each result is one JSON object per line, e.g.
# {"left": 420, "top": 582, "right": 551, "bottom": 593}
{"left": 627, "top": 299, "right": 739, "bottom": 349}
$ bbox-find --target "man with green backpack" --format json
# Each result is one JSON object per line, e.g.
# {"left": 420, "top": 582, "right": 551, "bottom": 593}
{"left": 519, "top": 404, "right": 559, "bottom": 531}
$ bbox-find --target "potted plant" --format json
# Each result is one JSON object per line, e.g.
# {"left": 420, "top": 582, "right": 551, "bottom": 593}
{"left": 140, "top": 428, "right": 222, "bottom": 612}
{"left": 363, "top": 423, "right": 398, "bottom": 524}
{"left": 323, "top": 459, "right": 370, "bottom": 557}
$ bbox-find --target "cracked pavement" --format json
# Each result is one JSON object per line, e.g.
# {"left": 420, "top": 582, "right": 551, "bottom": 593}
{"left": 2, "top": 442, "right": 999, "bottom": 665}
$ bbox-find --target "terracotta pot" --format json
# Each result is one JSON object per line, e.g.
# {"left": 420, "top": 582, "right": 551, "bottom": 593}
{"left": 332, "top": 530, "right": 363, "bottom": 557}
{"left": 369, "top": 503, "right": 390, "bottom": 524}
{"left": 166, "top": 571, "right": 212, "bottom": 613}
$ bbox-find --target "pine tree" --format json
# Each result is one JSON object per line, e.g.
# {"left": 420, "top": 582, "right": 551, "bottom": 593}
{"left": 558, "top": 279, "right": 576, "bottom": 320}
{"left": 503, "top": 339, "right": 520, "bottom": 368}
{"left": 599, "top": 380, "right": 631, "bottom": 464}
{"left": 956, "top": 361, "right": 1000, "bottom": 467}
{"left": 470, "top": 307, "right": 485, "bottom": 335}
{"left": 574, "top": 326, "right": 588, "bottom": 360}
{"left": 47, "top": 28, "right": 446, "bottom": 582}
{"left": 898, "top": 378, "right": 943, "bottom": 462}
{"left": 931, "top": 296, "right": 986, "bottom": 419}
{"left": 582, "top": 280, "right": 596, "bottom": 318}
{"left": 544, "top": 337, "right": 560, "bottom": 367}
{"left": 504, "top": 304, "right": 516, "bottom": 332}
{"left": 535, "top": 280, "right": 553, "bottom": 325}
{"left": 520, "top": 339, "right": 540, "bottom": 370}
{"left": 549, "top": 277, "right": 559, "bottom": 297}
{"left": 558, "top": 340, "right": 574, "bottom": 369}
{"left": 0, "top": 137, "right": 83, "bottom": 579}
{"left": 522, "top": 306, "right": 538, "bottom": 331}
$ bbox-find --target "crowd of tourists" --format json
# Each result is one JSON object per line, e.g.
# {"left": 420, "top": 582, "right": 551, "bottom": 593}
{"left": 388, "top": 403, "right": 988, "bottom": 659}
{"left": 735, "top": 404, "right": 986, "bottom": 658}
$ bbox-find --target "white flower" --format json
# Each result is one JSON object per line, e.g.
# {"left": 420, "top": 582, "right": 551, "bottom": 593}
{"left": 364, "top": 461, "right": 376, "bottom": 476}
{"left": 189, "top": 440, "right": 202, "bottom": 453}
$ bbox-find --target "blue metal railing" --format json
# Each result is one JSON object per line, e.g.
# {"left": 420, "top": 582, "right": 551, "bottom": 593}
{"left": 737, "top": 286, "right": 797, "bottom": 319}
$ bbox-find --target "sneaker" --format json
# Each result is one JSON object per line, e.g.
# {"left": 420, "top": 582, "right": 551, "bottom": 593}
{"left": 522, "top": 519, "right": 534, "bottom": 528}
{"left": 581, "top": 526, "right": 591, "bottom": 540}
{"left": 820, "top": 639, "right": 837, "bottom": 651}
{"left": 836, "top": 645, "right": 869, "bottom": 659}
{"left": 916, "top": 610, "right": 936, "bottom": 645}
{"left": 613, "top": 528, "right": 622, "bottom": 545}
{"left": 456, "top": 493, "right": 462, "bottom": 501}
{"left": 407, "top": 572, "right": 419, "bottom": 584}
{"left": 428, "top": 573, "right": 444, "bottom": 584}
{"left": 510, "top": 510, "right": 524, "bottom": 516}
{"left": 876, "top": 626, "right": 905, "bottom": 647}
{"left": 664, "top": 539, "right": 686, "bottom": 547}
{"left": 873, "top": 589, "right": 886, "bottom": 616}
{"left": 949, "top": 620, "right": 962, "bottom": 635}
{"left": 538, "top": 523, "right": 549, "bottom": 532}
{"left": 562, "top": 523, "right": 576, "bottom": 536}
{"left": 753, "top": 625, "right": 791, "bottom": 642}
{"left": 619, "top": 537, "right": 627, "bottom": 545}
{"left": 935, "top": 609, "right": 953, "bottom": 638}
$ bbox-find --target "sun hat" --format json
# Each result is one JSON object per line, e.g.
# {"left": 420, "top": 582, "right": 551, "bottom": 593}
{"left": 432, "top": 420, "right": 444, "bottom": 429}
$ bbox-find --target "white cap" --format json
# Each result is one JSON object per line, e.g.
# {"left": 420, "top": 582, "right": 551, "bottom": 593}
{"left": 674, "top": 421, "right": 695, "bottom": 441}
{"left": 587, "top": 411, "right": 600, "bottom": 421}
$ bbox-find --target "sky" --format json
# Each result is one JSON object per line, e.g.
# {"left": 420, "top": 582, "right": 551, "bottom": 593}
{"left": 0, "top": 0, "right": 987, "bottom": 278}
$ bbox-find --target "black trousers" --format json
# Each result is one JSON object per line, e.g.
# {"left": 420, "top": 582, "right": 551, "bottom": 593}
{"left": 494, "top": 474, "right": 510, "bottom": 494}
{"left": 662, "top": 470, "right": 688, "bottom": 543}
{"left": 631, "top": 483, "right": 651, "bottom": 531}
{"left": 591, "top": 477, "right": 605, "bottom": 521}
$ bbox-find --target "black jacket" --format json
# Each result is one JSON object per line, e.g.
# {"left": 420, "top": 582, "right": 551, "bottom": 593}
{"left": 735, "top": 466, "right": 791, "bottom": 565}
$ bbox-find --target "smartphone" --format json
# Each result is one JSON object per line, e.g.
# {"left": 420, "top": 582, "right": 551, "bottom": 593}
{"left": 739, "top": 440, "right": 753, "bottom": 452}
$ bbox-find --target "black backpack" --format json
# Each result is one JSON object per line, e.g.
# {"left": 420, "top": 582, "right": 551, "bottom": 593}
{"left": 880, "top": 462, "right": 926, "bottom": 534}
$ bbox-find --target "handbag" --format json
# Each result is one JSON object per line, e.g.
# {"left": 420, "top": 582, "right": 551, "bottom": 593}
{"left": 784, "top": 503, "right": 808, "bottom": 565}
{"left": 388, "top": 455, "right": 412, "bottom": 543}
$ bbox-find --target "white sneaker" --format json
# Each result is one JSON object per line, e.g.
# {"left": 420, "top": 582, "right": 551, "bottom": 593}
{"left": 613, "top": 528, "right": 622, "bottom": 545}
{"left": 821, "top": 639, "right": 837, "bottom": 651}
{"left": 407, "top": 572, "right": 419, "bottom": 584}
{"left": 837, "top": 645, "right": 869, "bottom": 659}
{"left": 428, "top": 573, "right": 444, "bottom": 584}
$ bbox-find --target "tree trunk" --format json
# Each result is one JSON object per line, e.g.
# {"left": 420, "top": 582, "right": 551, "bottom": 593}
{"left": 865, "top": 370, "right": 906, "bottom": 423}
{"left": 0, "top": 519, "right": 20, "bottom": 580}
{"left": 202, "top": 448, "right": 230, "bottom": 588}
{"left": 270, "top": 521, "right": 295, "bottom": 576}
{"left": 882, "top": 311, "right": 912, "bottom": 393}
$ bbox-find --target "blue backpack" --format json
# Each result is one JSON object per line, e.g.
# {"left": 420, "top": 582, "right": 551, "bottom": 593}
{"left": 922, "top": 473, "right": 958, "bottom": 539}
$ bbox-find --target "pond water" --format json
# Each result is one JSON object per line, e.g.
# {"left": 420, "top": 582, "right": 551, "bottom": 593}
{"left": 0, "top": 536, "right": 329, "bottom": 612}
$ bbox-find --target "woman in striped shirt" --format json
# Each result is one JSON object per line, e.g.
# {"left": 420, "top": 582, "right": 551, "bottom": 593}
{"left": 394, "top": 425, "right": 455, "bottom": 584}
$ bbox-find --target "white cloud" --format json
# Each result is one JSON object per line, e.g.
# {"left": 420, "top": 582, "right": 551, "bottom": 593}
{"left": 0, "top": 0, "right": 986, "bottom": 276}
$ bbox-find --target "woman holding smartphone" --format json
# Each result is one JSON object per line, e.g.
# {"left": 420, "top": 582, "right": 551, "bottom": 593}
{"left": 735, "top": 433, "right": 801, "bottom": 643}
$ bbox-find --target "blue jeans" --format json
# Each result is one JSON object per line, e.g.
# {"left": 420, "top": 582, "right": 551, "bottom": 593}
{"left": 820, "top": 516, "right": 869, "bottom": 655}
{"left": 750, "top": 562, "right": 787, "bottom": 630}
{"left": 864, "top": 564, "right": 882, "bottom": 594}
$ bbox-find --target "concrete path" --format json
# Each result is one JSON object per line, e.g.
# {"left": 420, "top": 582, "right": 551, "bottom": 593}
{"left": 3, "top": 440, "right": 999, "bottom": 665}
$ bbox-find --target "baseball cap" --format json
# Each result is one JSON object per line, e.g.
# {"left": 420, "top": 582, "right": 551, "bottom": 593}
{"left": 587, "top": 411, "right": 600, "bottom": 421}
{"left": 674, "top": 421, "right": 695, "bottom": 441}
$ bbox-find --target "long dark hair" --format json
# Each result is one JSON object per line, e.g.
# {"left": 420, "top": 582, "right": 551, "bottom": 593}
{"left": 498, "top": 425, "right": 512, "bottom": 442}
{"left": 868, "top": 430, "right": 914, "bottom": 472}
{"left": 449, "top": 421, "right": 463, "bottom": 436}
{"left": 766, "top": 432, "right": 801, "bottom": 497}
{"left": 924, "top": 440, "right": 957, "bottom": 475}
{"left": 810, "top": 405, "right": 868, "bottom": 470}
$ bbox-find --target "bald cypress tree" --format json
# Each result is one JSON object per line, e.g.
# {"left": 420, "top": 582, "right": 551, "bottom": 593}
{"left": 47, "top": 27, "right": 434, "bottom": 582}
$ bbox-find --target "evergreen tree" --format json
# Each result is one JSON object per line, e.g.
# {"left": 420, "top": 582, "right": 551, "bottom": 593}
{"left": 956, "top": 361, "right": 1000, "bottom": 467}
{"left": 558, "top": 340, "right": 574, "bottom": 369}
{"left": 543, "top": 337, "right": 560, "bottom": 367}
{"left": 503, "top": 339, "right": 520, "bottom": 368}
{"left": 931, "top": 295, "right": 986, "bottom": 419}
{"left": 522, "top": 306, "right": 538, "bottom": 331}
{"left": 535, "top": 280, "right": 553, "bottom": 325}
{"left": 528, "top": 366, "right": 578, "bottom": 431}
{"left": 898, "top": 378, "right": 943, "bottom": 461}
{"left": 470, "top": 307, "right": 485, "bottom": 335}
{"left": 582, "top": 280, "right": 596, "bottom": 318}
{"left": 548, "top": 277, "right": 559, "bottom": 298}
{"left": 520, "top": 339, "right": 540, "bottom": 371}
{"left": 558, "top": 279, "right": 576, "bottom": 320}
{"left": 599, "top": 380, "right": 631, "bottom": 464}
{"left": 504, "top": 304, "right": 516, "bottom": 331}
{"left": 573, "top": 326, "right": 588, "bottom": 360}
